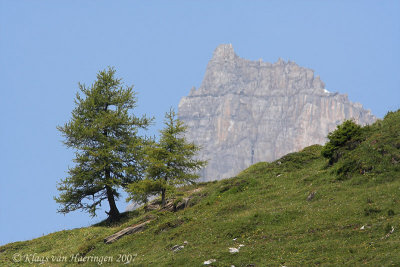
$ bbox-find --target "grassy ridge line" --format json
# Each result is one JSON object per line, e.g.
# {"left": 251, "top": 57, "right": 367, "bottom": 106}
{"left": 1, "top": 111, "right": 400, "bottom": 266}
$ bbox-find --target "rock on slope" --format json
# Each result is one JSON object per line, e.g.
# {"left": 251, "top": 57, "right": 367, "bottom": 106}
{"left": 178, "top": 44, "right": 376, "bottom": 181}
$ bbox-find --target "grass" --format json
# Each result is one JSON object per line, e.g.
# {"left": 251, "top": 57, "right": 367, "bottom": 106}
{"left": 1, "top": 110, "right": 400, "bottom": 266}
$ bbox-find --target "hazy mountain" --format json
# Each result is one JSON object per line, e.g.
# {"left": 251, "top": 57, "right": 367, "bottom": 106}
{"left": 178, "top": 44, "right": 376, "bottom": 181}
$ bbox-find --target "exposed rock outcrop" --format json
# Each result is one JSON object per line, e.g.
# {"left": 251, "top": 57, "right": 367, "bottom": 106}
{"left": 104, "top": 220, "right": 152, "bottom": 244}
{"left": 178, "top": 44, "right": 376, "bottom": 181}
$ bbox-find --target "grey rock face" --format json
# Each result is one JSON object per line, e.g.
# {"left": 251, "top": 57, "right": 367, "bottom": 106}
{"left": 178, "top": 44, "right": 376, "bottom": 181}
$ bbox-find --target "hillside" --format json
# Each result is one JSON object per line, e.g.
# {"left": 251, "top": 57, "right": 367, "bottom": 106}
{"left": 1, "top": 110, "right": 399, "bottom": 266}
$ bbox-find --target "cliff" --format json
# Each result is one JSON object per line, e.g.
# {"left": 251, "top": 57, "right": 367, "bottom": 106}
{"left": 178, "top": 44, "right": 376, "bottom": 181}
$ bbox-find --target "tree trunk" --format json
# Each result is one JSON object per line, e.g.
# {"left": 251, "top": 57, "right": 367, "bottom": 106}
{"left": 105, "top": 185, "right": 120, "bottom": 221}
{"left": 104, "top": 166, "right": 120, "bottom": 221}
{"left": 161, "top": 188, "right": 166, "bottom": 207}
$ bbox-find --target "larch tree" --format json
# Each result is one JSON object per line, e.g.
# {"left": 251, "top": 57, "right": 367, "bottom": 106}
{"left": 55, "top": 67, "right": 151, "bottom": 221}
{"left": 127, "top": 108, "right": 207, "bottom": 207}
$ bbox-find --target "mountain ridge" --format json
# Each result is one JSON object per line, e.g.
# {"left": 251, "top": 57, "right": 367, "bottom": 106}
{"left": 179, "top": 44, "right": 376, "bottom": 181}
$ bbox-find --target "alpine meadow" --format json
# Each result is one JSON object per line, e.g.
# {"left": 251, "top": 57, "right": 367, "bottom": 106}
{"left": 1, "top": 105, "right": 400, "bottom": 266}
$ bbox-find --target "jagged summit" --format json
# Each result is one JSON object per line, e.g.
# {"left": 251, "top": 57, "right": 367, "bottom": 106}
{"left": 211, "top": 43, "right": 236, "bottom": 61}
{"left": 193, "top": 44, "right": 329, "bottom": 98}
{"left": 179, "top": 44, "right": 376, "bottom": 181}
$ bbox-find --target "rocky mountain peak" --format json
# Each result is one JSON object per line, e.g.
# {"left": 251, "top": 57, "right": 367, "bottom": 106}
{"left": 211, "top": 43, "right": 236, "bottom": 62}
{"left": 276, "top": 57, "right": 285, "bottom": 65}
{"left": 179, "top": 45, "right": 376, "bottom": 181}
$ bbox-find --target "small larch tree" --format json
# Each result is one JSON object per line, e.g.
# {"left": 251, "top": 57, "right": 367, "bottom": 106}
{"left": 127, "top": 108, "right": 207, "bottom": 207}
{"left": 55, "top": 67, "right": 151, "bottom": 221}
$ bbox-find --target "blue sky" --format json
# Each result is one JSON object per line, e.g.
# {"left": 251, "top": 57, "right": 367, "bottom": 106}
{"left": 0, "top": 0, "right": 399, "bottom": 245}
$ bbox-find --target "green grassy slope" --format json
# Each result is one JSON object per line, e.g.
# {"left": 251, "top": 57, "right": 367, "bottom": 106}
{"left": 1, "top": 110, "right": 400, "bottom": 266}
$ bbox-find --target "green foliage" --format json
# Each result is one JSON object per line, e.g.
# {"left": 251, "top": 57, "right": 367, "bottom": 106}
{"left": 126, "top": 179, "right": 167, "bottom": 204}
{"left": 55, "top": 67, "right": 151, "bottom": 220}
{"left": 333, "top": 109, "right": 400, "bottom": 180}
{"left": 127, "top": 108, "right": 207, "bottom": 205}
{"left": 321, "top": 120, "right": 363, "bottom": 164}
{"left": 148, "top": 108, "right": 207, "bottom": 185}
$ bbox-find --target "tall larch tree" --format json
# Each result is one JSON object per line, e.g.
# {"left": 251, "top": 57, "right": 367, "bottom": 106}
{"left": 55, "top": 67, "right": 151, "bottom": 221}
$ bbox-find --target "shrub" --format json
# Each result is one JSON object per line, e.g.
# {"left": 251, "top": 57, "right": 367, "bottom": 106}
{"left": 322, "top": 120, "right": 363, "bottom": 164}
